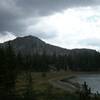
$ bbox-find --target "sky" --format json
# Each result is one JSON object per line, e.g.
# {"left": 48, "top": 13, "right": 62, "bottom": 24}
{"left": 0, "top": 0, "right": 100, "bottom": 50}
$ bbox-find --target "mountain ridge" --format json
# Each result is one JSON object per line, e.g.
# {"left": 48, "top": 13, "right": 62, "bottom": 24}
{"left": 0, "top": 35, "right": 70, "bottom": 55}
{"left": 0, "top": 35, "right": 98, "bottom": 56}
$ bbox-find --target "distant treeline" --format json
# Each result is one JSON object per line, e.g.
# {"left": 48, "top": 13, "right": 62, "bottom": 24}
{"left": 0, "top": 42, "right": 100, "bottom": 72}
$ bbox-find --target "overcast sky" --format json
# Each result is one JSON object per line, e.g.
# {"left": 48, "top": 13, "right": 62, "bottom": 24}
{"left": 0, "top": 0, "right": 100, "bottom": 50}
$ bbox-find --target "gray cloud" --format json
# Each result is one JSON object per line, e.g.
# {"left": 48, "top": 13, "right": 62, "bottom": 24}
{"left": 0, "top": 0, "right": 100, "bottom": 38}
{"left": 12, "top": 0, "right": 100, "bottom": 16}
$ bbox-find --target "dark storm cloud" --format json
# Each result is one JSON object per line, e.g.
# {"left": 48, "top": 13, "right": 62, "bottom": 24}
{"left": 0, "top": 0, "right": 100, "bottom": 37}
{"left": 14, "top": 0, "right": 100, "bottom": 16}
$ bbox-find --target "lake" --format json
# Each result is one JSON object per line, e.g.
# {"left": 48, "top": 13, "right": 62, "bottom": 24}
{"left": 69, "top": 74, "right": 100, "bottom": 93}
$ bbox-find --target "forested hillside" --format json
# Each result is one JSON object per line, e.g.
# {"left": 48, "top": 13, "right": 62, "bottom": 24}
{"left": 0, "top": 35, "right": 100, "bottom": 71}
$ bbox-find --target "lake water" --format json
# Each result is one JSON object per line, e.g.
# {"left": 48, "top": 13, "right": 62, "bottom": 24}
{"left": 69, "top": 74, "right": 100, "bottom": 93}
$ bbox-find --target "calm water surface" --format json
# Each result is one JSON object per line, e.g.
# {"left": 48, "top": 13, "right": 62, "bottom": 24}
{"left": 69, "top": 74, "right": 100, "bottom": 93}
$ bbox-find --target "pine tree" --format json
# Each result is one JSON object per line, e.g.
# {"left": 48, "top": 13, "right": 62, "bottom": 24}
{"left": 23, "top": 71, "right": 36, "bottom": 100}
{"left": 1, "top": 42, "right": 17, "bottom": 99}
{"left": 80, "top": 81, "right": 91, "bottom": 100}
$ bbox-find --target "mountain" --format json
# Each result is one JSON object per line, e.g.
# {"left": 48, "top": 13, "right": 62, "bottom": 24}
{"left": 70, "top": 48, "right": 98, "bottom": 57}
{"left": 0, "top": 35, "right": 98, "bottom": 57}
{"left": 0, "top": 35, "right": 70, "bottom": 55}
{"left": 0, "top": 35, "right": 100, "bottom": 71}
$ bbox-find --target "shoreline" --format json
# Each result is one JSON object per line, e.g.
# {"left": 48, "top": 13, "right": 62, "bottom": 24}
{"left": 49, "top": 71, "right": 100, "bottom": 94}
{"left": 49, "top": 74, "right": 79, "bottom": 93}
{"left": 61, "top": 73, "right": 100, "bottom": 93}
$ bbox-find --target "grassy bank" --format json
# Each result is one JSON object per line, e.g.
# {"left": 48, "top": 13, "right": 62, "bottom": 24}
{"left": 14, "top": 71, "right": 80, "bottom": 100}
